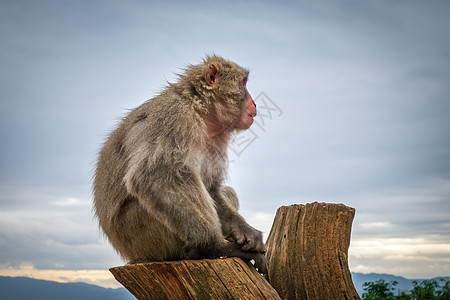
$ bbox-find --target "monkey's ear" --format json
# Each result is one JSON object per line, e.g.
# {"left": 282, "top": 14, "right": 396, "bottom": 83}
{"left": 205, "top": 64, "right": 219, "bottom": 86}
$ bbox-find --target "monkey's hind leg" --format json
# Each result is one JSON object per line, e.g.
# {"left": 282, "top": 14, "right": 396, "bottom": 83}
{"left": 108, "top": 196, "right": 184, "bottom": 263}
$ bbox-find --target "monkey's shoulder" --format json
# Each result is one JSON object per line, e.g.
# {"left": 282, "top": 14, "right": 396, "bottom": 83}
{"left": 104, "top": 93, "right": 206, "bottom": 158}
{"left": 129, "top": 90, "right": 202, "bottom": 121}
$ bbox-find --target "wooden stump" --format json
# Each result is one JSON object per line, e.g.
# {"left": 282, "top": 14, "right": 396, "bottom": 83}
{"left": 110, "top": 257, "right": 281, "bottom": 300}
{"left": 265, "top": 202, "right": 360, "bottom": 300}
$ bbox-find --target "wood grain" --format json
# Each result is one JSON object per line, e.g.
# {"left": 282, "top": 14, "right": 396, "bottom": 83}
{"left": 265, "top": 202, "right": 360, "bottom": 300}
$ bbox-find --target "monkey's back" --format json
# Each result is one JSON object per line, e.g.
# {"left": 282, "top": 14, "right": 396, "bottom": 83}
{"left": 93, "top": 88, "right": 207, "bottom": 262}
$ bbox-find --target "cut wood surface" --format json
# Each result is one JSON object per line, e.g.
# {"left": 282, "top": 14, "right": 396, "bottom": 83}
{"left": 265, "top": 202, "right": 360, "bottom": 300}
{"left": 110, "top": 257, "right": 281, "bottom": 300}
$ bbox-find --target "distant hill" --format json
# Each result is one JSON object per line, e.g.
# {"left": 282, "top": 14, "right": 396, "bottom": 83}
{"left": 352, "top": 272, "right": 450, "bottom": 296}
{"left": 0, "top": 276, "right": 134, "bottom": 300}
{"left": 2, "top": 273, "right": 450, "bottom": 299}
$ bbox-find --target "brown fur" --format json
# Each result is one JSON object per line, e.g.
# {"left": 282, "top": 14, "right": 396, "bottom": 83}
{"left": 93, "top": 55, "right": 266, "bottom": 273}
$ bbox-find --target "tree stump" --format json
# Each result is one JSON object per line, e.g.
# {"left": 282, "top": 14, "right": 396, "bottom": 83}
{"left": 265, "top": 202, "right": 360, "bottom": 300}
{"left": 110, "top": 257, "right": 281, "bottom": 300}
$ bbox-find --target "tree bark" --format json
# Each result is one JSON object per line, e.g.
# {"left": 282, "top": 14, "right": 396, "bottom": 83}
{"left": 265, "top": 202, "right": 360, "bottom": 300}
{"left": 110, "top": 257, "right": 281, "bottom": 300}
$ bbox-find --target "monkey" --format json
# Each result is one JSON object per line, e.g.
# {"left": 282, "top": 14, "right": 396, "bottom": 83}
{"left": 93, "top": 55, "right": 267, "bottom": 274}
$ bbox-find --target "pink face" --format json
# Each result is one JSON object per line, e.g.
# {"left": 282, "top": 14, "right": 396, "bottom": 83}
{"left": 238, "top": 78, "right": 257, "bottom": 130}
{"left": 204, "top": 64, "right": 257, "bottom": 134}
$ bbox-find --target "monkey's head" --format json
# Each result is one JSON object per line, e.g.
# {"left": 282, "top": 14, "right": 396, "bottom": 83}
{"left": 186, "top": 55, "right": 257, "bottom": 137}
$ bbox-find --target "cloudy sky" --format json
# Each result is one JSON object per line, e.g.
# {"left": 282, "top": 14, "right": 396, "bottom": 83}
{"left": 1, "top": 0, "right": 449, "bottom": 288}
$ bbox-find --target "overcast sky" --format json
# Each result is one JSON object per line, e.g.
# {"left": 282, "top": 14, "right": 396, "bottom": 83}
{"left": 1, "top": 0, "right": 449, "bottom": 288}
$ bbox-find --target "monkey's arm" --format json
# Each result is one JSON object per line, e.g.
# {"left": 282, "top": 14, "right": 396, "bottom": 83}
{"left": 125, "top": 162, "right": 266, "bottom": 273}
{"left": 211, "top": 186, "right": 266, "bottom": 254}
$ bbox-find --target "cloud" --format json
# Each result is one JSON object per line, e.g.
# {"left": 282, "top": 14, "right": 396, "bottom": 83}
{"left": 0, "top": 262, "right": 120, "bottom": 288}
{"left": 350, "top": 237, "right": 450, "bottom": 278}
{"left": 0, "top": 187, "right": 123, "bottom": 270}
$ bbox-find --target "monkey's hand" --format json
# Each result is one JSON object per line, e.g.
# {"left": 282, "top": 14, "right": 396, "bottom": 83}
{"left": 184, "top": 241, "right": 268, "bottom": 274}
{"left": 222, "top": 242, "right": 268, "bottom": 275}
{"left": 225, "top": 222, "right": 266, "bottom": 254}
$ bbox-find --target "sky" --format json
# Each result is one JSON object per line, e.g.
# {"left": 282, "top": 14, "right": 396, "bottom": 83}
{"left": 1, "top": 0, "right": 449, "bottom": 289}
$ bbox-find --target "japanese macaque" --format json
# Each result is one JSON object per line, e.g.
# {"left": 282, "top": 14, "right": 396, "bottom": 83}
{"left": 93, "top": 55, "right": 266, "bottom": 273}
